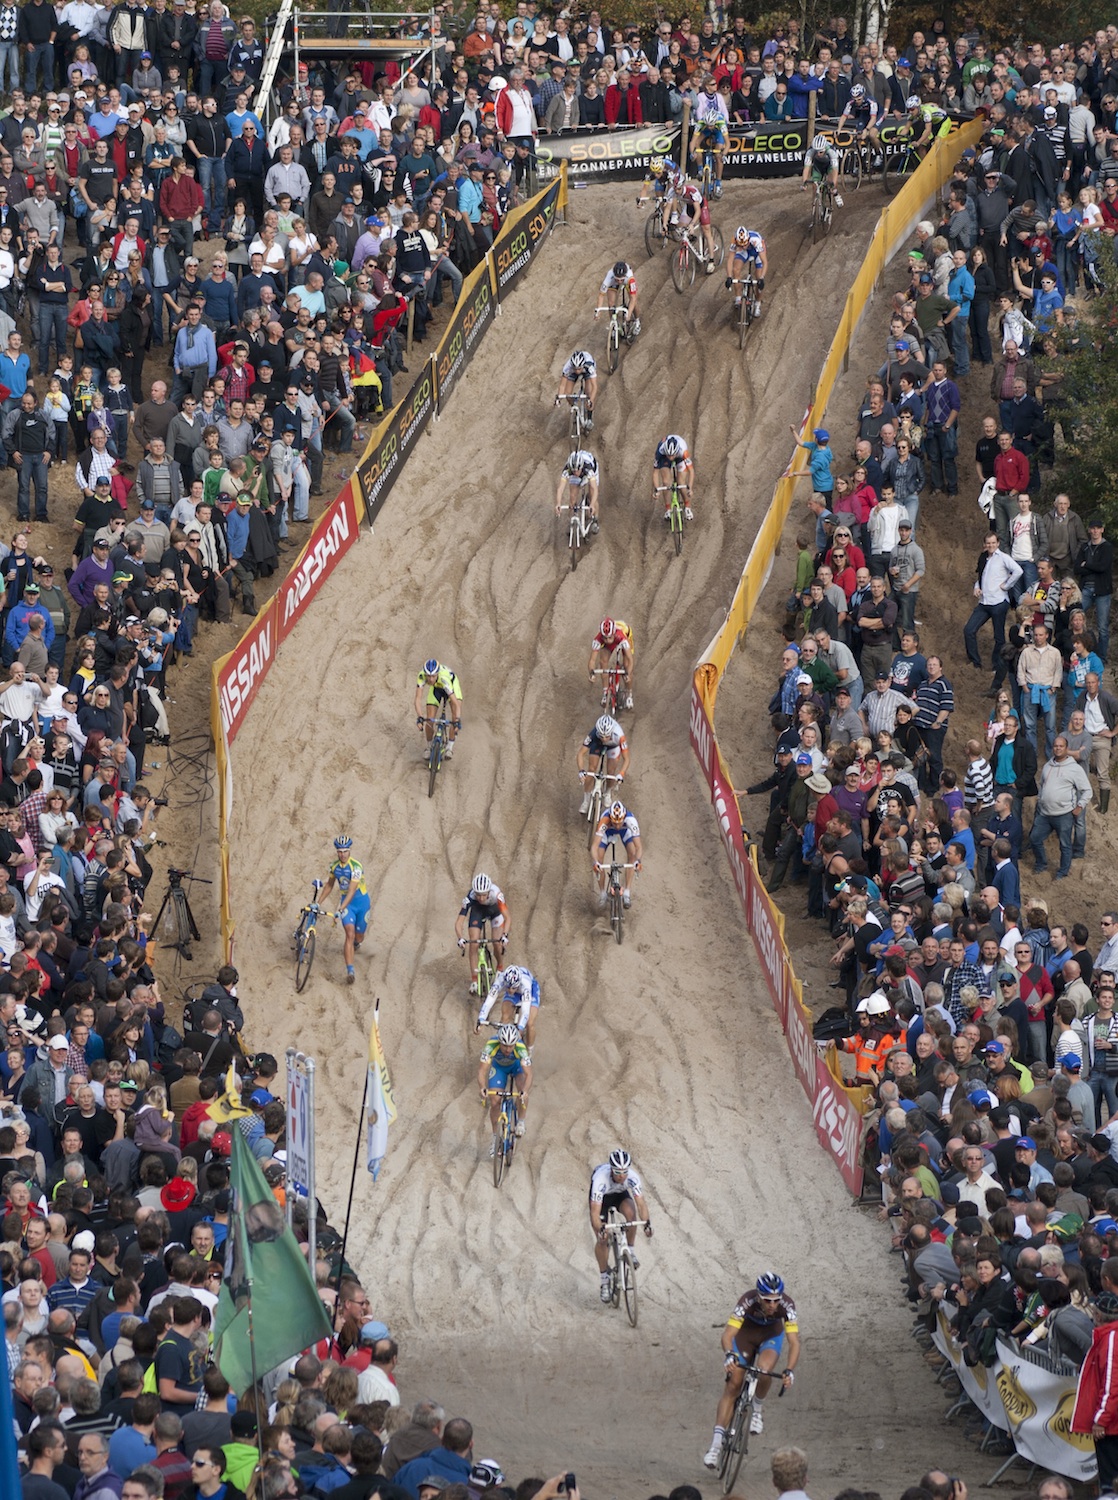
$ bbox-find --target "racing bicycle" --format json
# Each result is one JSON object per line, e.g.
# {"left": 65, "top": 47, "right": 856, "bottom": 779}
{"left": 419, "top": 715, "right": 456, "bottom": 797}
{"left": 582, "top": 767, "right": 623, "bottom": 848}
{"left": 559, "top": 383, "right": 590, "bottom": 443}
{"left": 607, "top": 292, "right": 635, "bottom": 374}
{"left": 592, "top": 654, "right": 627, "bottom": 716}
{"left": 486, "top": 1084, "right": 522, "bottom": 1188}
{"left": 671, "top": 222, "right": 725, "bottom": 293}
{"left": 602, "top": 1206, "right": 639, "bottom": 1325}
{"left": 460, "top": 925, "right": 502, "bottom": 999}
{"left": 559, "top": 494, "right": 595, "bottom": 571}
{"left": 697, "top": 138, "right": 720, "bottom": 199}
{"left": 661, "top": 458, "right": 688, "bottom": 555}
{"left": 719, "top": 1353, "right": 789, "bottom": 1493}
{"left": 731, "top": 269, "right": 760, "bottom": 350}
{"left": 809, "top": 176, "right": 834, "bottom": 243}
{"left": 644, "top": 198, "right": 670, "bottom": 258}
{"left": 882, "top": 132, "right": 925, "bottom": 195}
{"left": 292, "top": 879, "right": 338, "bottom": 992}
{"left": 595, "top": 853, "right": 639, "bottom": 945}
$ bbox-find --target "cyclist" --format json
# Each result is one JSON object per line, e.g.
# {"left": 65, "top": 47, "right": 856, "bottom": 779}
{"left": 673, "top": 176, "right": 718, "bottom": 269}
{"left": 556, "top": 449, "right": 600, "bottom": 532}
{"left": 726, "top": 226, "right": 767, "bottom": 316}
{"left": 905, "top": 94, "right": 950, "bottom": 153}
{"left": 836, "top": 81, "right": 880, "bottom": 152}
{"left": 414, "top": 658, "right": 462, "bottom": 760}
{"left": 636, "top": 154, "right": 683, "bottom": 215}
{"left": 592, "top": 799, "right": 642, "bottom": 907}
{"left": 588, "top": 617, "right": 634, "bottom": 710}
{"left": 801, "top": 132, "right": 843, "bottom": 207}
{"left": 476, "top": 961, "right": 541, "bottom": 1048}
{"left": 577, "top": 714, "right": 630, "bottom": 815}
{"left": 703, "top": 1272, "right": 800, "bottom": 1469}
{"left": 455, "top": 873, "right": 511, "bottom": 996}
{"left": 477, "top": 1022, "right": 532, "bottom": 1154}
{"left": 653, "top": 434, "right": 695, "bottom": 522}
{"left": 555, "top": 349, "right": 598, "bottom": 431}
{"left": 690, "top": 74, "right": 729, "bottom": 199}
{"left": 593, "top": 260, "right": 641, "bottom": 336}
{"left": 589, "top": 1147, "right": 653, "bottom": 1303}
{"left": 320, "top": 834, "right": 370, "bottom": 985}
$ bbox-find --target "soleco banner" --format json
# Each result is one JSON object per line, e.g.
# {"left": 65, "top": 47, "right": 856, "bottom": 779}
{"left": 994, "top": 1337, "right": 1097, "bottom": 1482}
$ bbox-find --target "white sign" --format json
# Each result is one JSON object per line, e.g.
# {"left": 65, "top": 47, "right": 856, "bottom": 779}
{"left": 286, "top": 1050, "right": 314, "bottom": 1201}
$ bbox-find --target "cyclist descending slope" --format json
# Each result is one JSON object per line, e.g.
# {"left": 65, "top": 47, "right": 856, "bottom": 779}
{"left": 726, "top": 227, "right": 767, "bottom": 315}
{"left": 691, "top": 74, "right": 729, "bottom": 199}
{"left": 704, "top": 1272, "right": 800, "bottom": 1469}
{"left": 589, "top": 1148, "right": 653, "bottom": 1303}
{"left": 653, "top": 434, "right": 695, "bottom": 521}
{"left": 476, "top": 962, "right": 541, "bottom": 1049}
{"left": 455, "top": 873, "right": 511, "bottom": 995}
{"left": 577, "top": 714, "right": 630, "bottom": 815}
{"left": 836, "top": 81, "right": 880, "bottom": 151}
{"left": 636, "top": 154, "right": 683, "bottom": 214}
{"left": 477, "top": 1022, "right": 532, "bottom": 1156}
{"left": 594, "top": 260, "right": 641, "bottom": 335}
{"left": 905, "top": 94, "right": 951, "bottom": 153}
{"left": 589, "top": 616, "right": 634, "bottom": 711}
{"left": 592, "top": 799, "right": 642, "bottom": 907}
{"left": 673, "top": 176, "right": 718, "bottom": 269}
{"left": 554, "top": 349, "right": 598, "bottom": 430}
{"left": 802, "top": 133, "right": 843, "bottom": 207}
{"left": 556, "top": 449, "right": 600, "bottom": 532}
{"left": 320, "top": 834, "right": 371, "bottom": 985}
{"left": 414, "top": 658, "right": 463, "bottom": 760}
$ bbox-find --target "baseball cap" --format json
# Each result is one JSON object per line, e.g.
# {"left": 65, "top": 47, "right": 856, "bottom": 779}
{"left": 1016, "top": 1136, "right": 1037, "bottom": 1150}
{"left": 794, "top": 753, "right": 813, "bottom": 766}
{"left": 71, "top": 1230, "right": 95, "bottom": 1252}
{"left": 813, "top": 427, "right": 829, "bottom": 441}
{"left": 250, "top": 1088, "right": 272, "bottom": 1107}
{"left": 967, "top": 1088, "right": 997, "bottom": 1108}
{"left": 124, "top": 615, "right": 140, "bottom": 626}
{"left": 360, "top": 1319, "right": 391, "bottom": 1343}
{"left": 898, "top": 520, "right": 913, "bottom": 530}
{"left": 984, "top": 1040, "right": 1005, "bottom": 1054}
{"left": 1062, "top": 1053, "right": 1083, "bottom": 1070}
{"left": 1091, "top": 1133, "right": 1113, "bottom": 1153}
{"left": 140, "top": 498, "right": 154, "bottom": 510}
{"left": 874, "top": 669, "right": 890, "bottom": 681}
{"left": 895, "top": 338, "right": 909, "bottom": 351}
{"left": 48, "top": 1034, "right": 69, "bottom": 1050}
{"left": 23, "top": 582, "right": 39, "bottom": 593}
{"left": 836, "top": 686, "right": 852, "bottom": 698}
{"left": 93, "top": 476, "right": 111, "bottom": 488}
{"left": 140, "top": 50, "right": 152, "bottom": 60}
{"left": 796, "top": 672, "right": 814, "bottom": 686}
{"left": 230, "top": 1412, "right": 258, "bottom": 1439}
{"left": 918, "top": 272, "right": 933, "bottom": 284}
{"left": 1044, "top": 105, "right": 1057, "bottom": 116}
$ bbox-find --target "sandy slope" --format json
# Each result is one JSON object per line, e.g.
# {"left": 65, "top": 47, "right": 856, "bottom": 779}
{"left": 226, "top": 182, "right": 975, "bottom": 1494}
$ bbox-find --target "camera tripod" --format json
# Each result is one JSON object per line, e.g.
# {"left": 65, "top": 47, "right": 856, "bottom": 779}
{"left": 151, "top": 868, "right": 210, "bottom": 961}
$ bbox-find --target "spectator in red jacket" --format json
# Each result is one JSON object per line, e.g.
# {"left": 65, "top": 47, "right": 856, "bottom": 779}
{"left": 992, "top": 431, "right": 1031, "bottom": 548}
{"left": 1073, "top": 1288, "right": 1118, "bottom": 1486}
{"left": 605, "top": 69, "right": 644, "bottom": 126}
{"left": 159, "top": 157, "right": 205, "bottom": 259}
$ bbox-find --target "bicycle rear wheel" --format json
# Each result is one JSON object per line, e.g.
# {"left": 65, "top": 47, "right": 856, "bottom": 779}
{"left": 294, "top": 921, "right": 315, "bottom": 992}
{"left": 671, "top": 493, "right": 684, "bottom": 555}
{"left": 608, "top": 319, "right": 619, "bottom": 374}
{"left": 721, "top": 1400, "right": 749, "bottom": 1493}
{"left": 839, "top": 147, "right": 862, "bottom": 191}
{"left": 622, "top": 1249, "right": 638, "bottom": 1325}
{"left": 644, "top": 207, "right": 666, "bottom": 258}
{"left": 671, "top": 242, "right": 694, "bottom": 293}
{"left": 427, "top": 733, "right": 442, "bottom": 797}
{"left": 610, "top": 882, "right": 624, "bottom": 944}
{"left": 737, "top": 290, "right": 749, "bottom": 349}
{"left": 492, "top": 1116, "right": 506, "bottom": 1188}
{"left": 477, "top": 942, "right": 494, "bottom": 997}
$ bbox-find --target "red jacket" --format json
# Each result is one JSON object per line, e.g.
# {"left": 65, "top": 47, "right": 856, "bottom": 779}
{"left": 159, "top": 172, "right": 204, "bottom": 223}
{"left": 1073, "top": 1320, "right": 1118, "bottom": 1433}
{"left": 605, "top": 83, "right": 643, "bottom": 127}
{"left": 110, "top": 230, "right": 147, "bottom": 265}
{"left": 994, "top": 446, "right": 1030, "bottom": 493}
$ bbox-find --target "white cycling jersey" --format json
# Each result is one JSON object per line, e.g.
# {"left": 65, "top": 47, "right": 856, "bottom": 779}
{"left": 806, "top": 144, "right": 841, "bottom": 173}
{"left": 478, "top": 966, "right": 539, "bottom": 1029}
{"left": 562, "top": 451, "right": 598, "bottom": 482}
{"left": 562, "top": 354, "right": 598, "bottom": 380}
{"left": 589, "top": 1162, "right": 644, "bottom": 1203}
{"left": 600, "top": 267, "right": 638, "bottom": 294}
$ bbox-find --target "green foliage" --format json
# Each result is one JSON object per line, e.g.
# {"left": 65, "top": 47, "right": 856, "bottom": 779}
{"left": 1041, "top": 254, "right": 1118, "bottom": 525}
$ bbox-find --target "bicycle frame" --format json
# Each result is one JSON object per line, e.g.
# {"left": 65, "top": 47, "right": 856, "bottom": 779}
{"left": 585, "top": 767, "right": 622, "bottom": 847}
{"left": 591, "top": 655, "right": 626, "bottom": 715}
{"left": 559, "top": 496, "right": 593, "bottom": 570}
{"left": 603, "top": 1207, "right": 639, "bottom": 1325}
{"left": 558, "top": 382, "right": 589, "bottom": 442}
{"left": 486, "top": 1084, "right": 522, "bottom": 1187}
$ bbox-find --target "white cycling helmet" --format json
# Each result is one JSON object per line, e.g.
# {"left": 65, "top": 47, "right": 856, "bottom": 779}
{"left": 609, "top": 1147, "right": 632, "bottom": 1172}
{"left": 906, "top": 94, "right": 922, "bottom": 109}
{"left": 497, "top": 1024, "right": 520, "bottom": 1045}
{"left": 503, "top": 965, "right": 523, "bottom": 988}
{"left": 812, "top": 133, "right": 829, "bottom": 151}
{"left": 662, "top": 435, "right": 685, "bottom": 458}
{"left": 569, "top": 450, "right": 595, "bottom": 475}
{"left": 850, "top": 82, "right": 865, "bottom": 99}
{"left": 734, "top": 226, "right": 750, "bottom": 244}
{"left": 570, "top": 349, "right": 593, "bottom": 373}
{"left": 471, "top": 873, "right": 492, "bottom": 897}
{"left": 608, "top": 800, "right": 626, "bottom": 819}
{"left": 596, "top": 714, "right": 619, "bottom": 740}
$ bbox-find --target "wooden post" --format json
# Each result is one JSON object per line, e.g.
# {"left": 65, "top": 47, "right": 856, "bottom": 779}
{"left": 406, "top": 295, "right": 415, "bottom": 356}
{"left": 807, "top": 84, "right": 817, "bottom": 142}
{"left": 679, "top": 98, "right": 690, "bottom": 175}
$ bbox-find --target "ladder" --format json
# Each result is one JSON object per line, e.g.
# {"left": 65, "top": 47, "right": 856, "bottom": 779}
{"left": 254, "top": 0, "right": 296, "bottom": 125}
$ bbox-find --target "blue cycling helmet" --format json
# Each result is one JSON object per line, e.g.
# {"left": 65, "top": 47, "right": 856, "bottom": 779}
{"left": 423, "top": 658, "right": 440, "bottom": 677}
{"left": 503, "top": 965, "right": 523, "bottom": 988}
{"left": 756, "top": 1271, "right": 784, "bottom": 1297}
{"left": 334, "top": 835, "right": 353, "bottom": 853}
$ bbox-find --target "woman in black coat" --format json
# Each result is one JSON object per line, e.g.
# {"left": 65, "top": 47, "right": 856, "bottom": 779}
{"left": 969, "top": 245, "right": 997, "bottom": 366}
{"left": 118, "top": 290, "right": 153, "bottom": 402}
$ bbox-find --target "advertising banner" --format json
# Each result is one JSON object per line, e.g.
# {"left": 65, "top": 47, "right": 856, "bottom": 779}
{"left": 994, "top": 1338, "right": 1097, "bottom": 1482}
{"left": 493, "top": 175, "right": 564, "bottom": 301}
{"left": 277, "top": 480, "right": 363, "bottom": 644}
{"left": 217, "top": 598, "right": 278, "bottom": 744}
{"left": 434, "top": 256, "right": 496, "bottom": 416}
{"left": 929, "top": 1311, "right": 1012, "bottom": 1433}
{"left": 353, "top": 356, "right": 436, "bottom": 526}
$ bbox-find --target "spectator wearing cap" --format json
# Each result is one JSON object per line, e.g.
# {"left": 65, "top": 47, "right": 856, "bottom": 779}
{"left": 351, "top": 216, "right": 387, "bottom": 276}
{"left": 133, "top": 50, "right": 162, "bottom": 95}
{"left": 4, "top": 579, "right": 53, "bottom": 667}
{"left": 1016, "top": 1134, "right": 1055, "bottom": 1190}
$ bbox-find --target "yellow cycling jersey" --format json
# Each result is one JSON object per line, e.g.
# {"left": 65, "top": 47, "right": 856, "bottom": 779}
{"left": 483, "top": 1037, "right": 531, "bottom": 1066}
{"left": 417, "top": 666, "right": 463, "bottom": 703}
{"left": 329, "top": 858, "right": 368, "bottom": 897}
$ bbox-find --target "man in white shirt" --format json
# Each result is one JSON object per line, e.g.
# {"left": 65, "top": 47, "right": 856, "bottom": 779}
{"left": 354, "top": 1321, "right": 400, "bottom": 1407}
{"left": 964, "top": 530, "right": 1022, "bottom": 675}
{"left": 955, "top": 1144, "right": 999, "bottom": 1213}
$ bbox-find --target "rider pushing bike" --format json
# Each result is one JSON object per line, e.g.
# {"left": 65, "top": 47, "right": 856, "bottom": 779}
{"left": 414, "top": 658, "right": 462, "bottom": 761}
{"left": 320, "top": 834, "right": 370, "bottom": 985}
{"left": 455, "top": 873, "right": 510, "bottom": 995}
{"left": 589, "top": 616, "right": 634, "bottom": 710}
{"left": 589, "top": 1148, "right": 653, "bottom": 1303}
{"left": 703, "top": 1272, "right": 800, "bottom": 1469}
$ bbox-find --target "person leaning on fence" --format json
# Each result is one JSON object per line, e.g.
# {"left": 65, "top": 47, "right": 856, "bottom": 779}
{"left": 1072, "top": 1289, "right": 1118, "bottom": 1485}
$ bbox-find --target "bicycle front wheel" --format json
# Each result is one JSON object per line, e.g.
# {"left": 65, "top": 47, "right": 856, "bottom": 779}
{"left": 295, "top": 924, "right": 316, "bottom": 992}
{"left": 839, "top": 147, "right": 862, "bottom": 191}
{"left": 707, "top": 224, "right": 724, "bottom": 269}
{"left": 721, "top": 1400, "right": 749, "bottom": 1493}
{"left": 882, "top": 147, "right": 915, "bottom": 196}
{"left": 622, "top": 1249, "right": 638, "bottom": 1326}
{"left": 608, "top": 321, "right": 619, "bottom": 374}
{"left": 569, "top": 516, "right": 580, "bottom": 571}
{"left": 610, "top": 884, "right": 624, "bottom": 944}
{"left": 477, "top": 943, "right": 494, "bottom": 997}
{"left": 427, "top": 735, "right": 442, "bottom": 797}
{"left": 671, "top": 242, "right": 694, "bottom": 293}
{"left": 569, "top": 403, "right": 582, "bottom": 444}
{"left": 609, "top": 1239, "right": 622, "bottom": 1307}
{"left": 492, "top": 1119, "right": 506, "bottom": 1188}
{"left": 644, "top": 207, "right": 666, "bottom": 258}
{"left": 587, "top": 785, "right": 603, "bottom": 849}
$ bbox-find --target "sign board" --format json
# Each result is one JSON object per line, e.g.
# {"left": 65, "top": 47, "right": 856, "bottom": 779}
{"left": 285, "top": 1049, "right": 317, "bottom": 1275}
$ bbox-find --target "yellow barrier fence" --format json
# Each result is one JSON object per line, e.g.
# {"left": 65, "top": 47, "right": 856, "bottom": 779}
{"left": 689, "top": 122, "right": 985, "bottom": 1192}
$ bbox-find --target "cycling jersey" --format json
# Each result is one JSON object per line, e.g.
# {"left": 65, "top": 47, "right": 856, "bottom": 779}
{"left": 562, "top": 355, "right": 598, "bottom": 381}
{"left": 583, "top": 723, "right": 627, "bottom": 757}
{"left": 654, "top": 437, "right": 693, "bottom": 469}
{"left": 483, "top": 1037, "right": 530, "bottom": 1083}
{"left": 459, "top": 886, "right": 508, "bottom": 926}
{"left": 730, "top": 232, "right": 765, "bottom": 265}
{"left": 594, "top": 809, "right": 641, "bottom": 847}
{"left": 589, "top": 1162, "right": 644, "bottom": 1204}
{"left": 562, "top": 451, "right": 599, "bottom": 482}
{"left": 478, "top": 966, "right": 540, "bottom": 1028}
{"left": 913, "top": 103, "right": 950, "bottom": 137}
{"left": 728, "top": 1289, "right": 800, "bottom": 1338}
{"left": 417, "top": 665, "right": 462, "bottom": 705}
{"left": 329, "top": 858, "right": 367, "bottom": 897}
{"left": 675, "top": 180, "right": 711, "bottom": 227}
{"left": 600, "top": 267, "right": 638, "bottom": 296}
{"left": 591, "top": 620, "right": 633, "bottom": 654}
{"left": 842, "top": 98, "right": 878, "bottom": 127}
{"left": 807, "top": 146, "right": 840, "bottom": 177}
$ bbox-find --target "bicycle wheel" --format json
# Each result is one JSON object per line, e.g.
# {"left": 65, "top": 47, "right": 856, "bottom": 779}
{"left": 839, "top": 147, "right": 862, "bottom": 191}
{"left": 671, "top": 494, "right": 684, "bottom": 556}
{"left": 569, "top": 513, "right": 580, "bottom": 572}
{"left": 707, "top": 224, "right": 724, "bottom": 269}
{"left": 644, "top": 207, "right": 666, "bottom": 258}
{"left": 721, "top": 1398, "right": 749, "bottom": 1493}
{"left": 492, "top": 1113, "right": 506, "bottom": 1188}
{"left": 737, "top": 290, "right": 749, "bottom": 349}
{"left": 609, "top": 1237, "right": 622, "bottom": 1307}
{"left": 607, "top": 318, "right": 619, "bottom": 374}
{"left": 295, "top": 922, "right": 316, "bottom": 993}
{"left": 586, "top": 782, "right": 603, "bottom": 850}
{"left": 569, "top": 401, "right": 581, "bottom": 444}
{"left": 622, "top": 1248, "right": 638, "bottom": 1326}
{"left": 606, "top": 669, "right": 619, "bottom": 717}
{"left": 821, "top": 186, "right": 833, "bottom": 237}
{"left": 610, "top": 881, "right": 623, "bottom": 944}
{"left": 810, "top": 190, "right": 823, "bottom": 245}
{"left": 427, "top": 732, "right": 442, "bottom": 798}
{"left": 671, "top": 241, "right": 694, "bottom": 293}
{"left": 477, "top": 942, "right": 494, "bottom": 998}
{"left": 882, "top": 146, "right": 915, "bottom": 197}
{"left": 701, "top": 158, "right": 712, "bottom": 198}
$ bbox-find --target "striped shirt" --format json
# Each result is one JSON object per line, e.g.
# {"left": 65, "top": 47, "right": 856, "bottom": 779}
{"left": 964, "top": 756, "right": 994, "bottom": 811}
{"left": 914, "top": 674, "right": 954, "bottom": 729}
{"left": 865, "top": 686, "right": 908, "bottom": 738}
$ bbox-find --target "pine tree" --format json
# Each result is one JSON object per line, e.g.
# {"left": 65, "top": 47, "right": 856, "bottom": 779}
{"left": 1043, "top": 253, "right": 1118, "bottom": 524}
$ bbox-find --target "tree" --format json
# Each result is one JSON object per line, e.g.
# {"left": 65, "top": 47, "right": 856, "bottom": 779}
{"left": 1040, "top": 253, "right": 1118, "bottom": 525}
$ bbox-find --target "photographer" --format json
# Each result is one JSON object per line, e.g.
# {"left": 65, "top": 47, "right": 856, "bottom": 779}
{"left": 196, "top": 964, "right": 244, "bottom": 1034}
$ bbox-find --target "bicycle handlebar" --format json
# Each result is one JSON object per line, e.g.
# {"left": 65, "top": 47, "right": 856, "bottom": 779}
{"left": 593, "top": 861, "right": 640, "bottom": 870}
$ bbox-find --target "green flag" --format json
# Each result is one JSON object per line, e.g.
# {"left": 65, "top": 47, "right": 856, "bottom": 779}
{"left": 213, "top": 1129, "right": 332, "bottom": 1394}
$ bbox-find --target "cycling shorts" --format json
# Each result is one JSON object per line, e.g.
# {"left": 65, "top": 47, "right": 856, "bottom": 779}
{"left": 678, "top": 194, "right": 711, "bottom": 227}
{"left": 598, "top": 824, "right": 638, "bottom": 850}
{"left": 731, "top": 247, "right": 762, "bottom": 271}
{"left": 697, "top": 119, "right": 727, "bottom": 146}
{"left": 592, "top": 1187, "right": 634, "bottom": 1215}
{"left": 735, "top": 1329, "right": 784, "bottom": 1359}
{"left": 463, "top": 899, "right": 506, "bottom": 930}
{"left": 423, "top": 676, "right": 461, "bottom": 708}
{"left": 339, "top": 891, "right": 371, "bottom": 933}
{"left": 488, "top": 1058, "right": 525, "bottom": 1089}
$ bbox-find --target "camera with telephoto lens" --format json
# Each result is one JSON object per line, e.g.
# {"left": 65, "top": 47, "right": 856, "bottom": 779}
{"left": 153, "top": 797, "right": 169, "bottom": 807}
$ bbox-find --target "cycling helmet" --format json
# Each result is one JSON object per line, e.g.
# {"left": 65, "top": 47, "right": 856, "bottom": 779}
{"left": 649, "top": 155, "right": 666, "bottom": 175}
{"left": 333, "top": 835, "right": 353, "bottom": 852}
{"left": 850, "top": 82, "right": 865, "bottom": 99}
{"left": 812, "top": 133, "right": 829, "bottom": 152}
{"left": 570, "top": 349, "right": 593, "bottom": 373}
{"left": 734, "top": 226, "right": 750, "bottom": 245}
{"left": 422, "top": 657, "right": 439, "bottom": 677}
{"left": 471, "top": 873, "right": 492, "bottom": 897}
{"left": 613, "top": 260, "right": 628, "bottom": 278}
{"left": 608, "top": 800, "right": 626, "bottom": 819}
{"left": 663, "top": 435, "right": 685, "bottom": 459}
{"left": 596, "top": 714, "right": 619, "bottom": 740}
{"left": 609, "top": 1147, "right": 632, "bottom": 1172}
{"left": 600, "top": 617, "right": 616, "bottom": 639}
{"left": 756, "top": 1271, "right": 785, "bottom": 1297}
{"left": 503, "top": 965, "right": 523, "bottom": 989}
{"left": 906, "top": 94, "right": 922, "bottom": 109}
{"left": 497, "top": 1024, "right": 520, "bottom": 1046}
{"left": 569, "top": 449, "right": 594, "bottom": 475}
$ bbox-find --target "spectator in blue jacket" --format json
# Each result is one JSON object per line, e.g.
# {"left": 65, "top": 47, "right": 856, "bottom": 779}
{"left": 394, "top": 1419, "right": 474, "bottom": 1498}
{"left": 4, "top": 584, "right": 54, "bottom": 664}
{"left": 199, "top": 260, "right": 238, "bottom": 333}
{"left": 763, "top": 81, "right": 796, "bottom": 121}
{"left": 948, "top": 250, "right": 976, "bottom": 378}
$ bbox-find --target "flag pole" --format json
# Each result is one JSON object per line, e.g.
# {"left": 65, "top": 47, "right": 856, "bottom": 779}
{"left": 243, "top": 1274, "right": 266, "bottom": 1475}
{"left": 334, "top": 1064, "right": 368, "bottom": 1294}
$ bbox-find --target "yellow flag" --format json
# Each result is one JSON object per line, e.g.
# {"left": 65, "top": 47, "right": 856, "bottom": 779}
{"left": 206, "top": 1063, "right": 252, "bottom": 1124}
{"left": 366, "top": 1002, "right": 396, "bottom": 1181}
